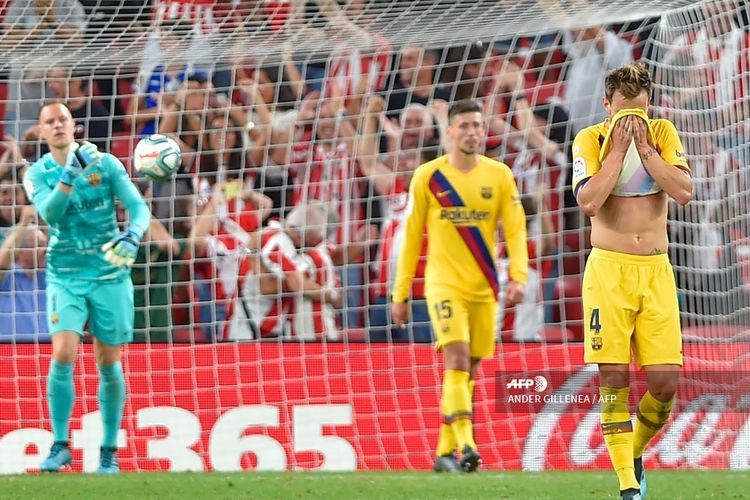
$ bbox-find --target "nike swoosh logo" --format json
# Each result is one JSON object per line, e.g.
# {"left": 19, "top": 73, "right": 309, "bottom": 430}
{"left": 437, "top": 190, "right": 452, "bottom": 198}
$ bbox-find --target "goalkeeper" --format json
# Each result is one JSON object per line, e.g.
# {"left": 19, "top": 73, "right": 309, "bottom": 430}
{"left": 572, "top": 63, "right": 692, "bottom": 500}
{"left": 24, "top": 101, "right": 151, "bottom": 474}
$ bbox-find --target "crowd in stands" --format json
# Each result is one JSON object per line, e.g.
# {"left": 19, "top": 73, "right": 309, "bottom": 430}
{"left": 0, "top": 0, "right": 748, "bottom": 343}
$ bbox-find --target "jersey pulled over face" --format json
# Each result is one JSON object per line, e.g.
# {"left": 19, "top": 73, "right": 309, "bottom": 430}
{"left": 572, "top": 115, "right": 689, "bottom": 198}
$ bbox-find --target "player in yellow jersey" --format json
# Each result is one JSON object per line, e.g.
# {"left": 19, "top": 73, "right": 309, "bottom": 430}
{"left": 391, "top": 99, "right": 528, "bottom": 473}
{"left": 572, "top": 63, "right": 692, "bottom": 500}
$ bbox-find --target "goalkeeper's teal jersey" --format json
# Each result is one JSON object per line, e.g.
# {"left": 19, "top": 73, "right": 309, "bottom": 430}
{"left": 24, "top": 152, "right": 151, "bottom": 281}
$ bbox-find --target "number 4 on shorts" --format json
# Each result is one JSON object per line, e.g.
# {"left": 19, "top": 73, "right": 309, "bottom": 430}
{"left": 589, "top": 308, "right": 602, "bottom": 333}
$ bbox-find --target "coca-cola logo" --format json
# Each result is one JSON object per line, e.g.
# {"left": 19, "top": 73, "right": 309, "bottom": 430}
{"left": 512, "top": 366, "right": 750, "bottom": 470}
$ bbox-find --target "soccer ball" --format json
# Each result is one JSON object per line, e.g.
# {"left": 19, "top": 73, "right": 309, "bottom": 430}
{"left": 133, "top": 134, "right": 182, "bottom": 180}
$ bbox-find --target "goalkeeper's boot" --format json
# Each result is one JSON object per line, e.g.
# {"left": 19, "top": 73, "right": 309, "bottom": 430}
{"left": 634, "top": 457, "right": 647, "bottom": 499}
{"left": 459, "top": 445, "right": 482, "bottom": 473}
{"left": 433, "top": 453, "right": 463, "bottom": 473}
{"left": 40, "top": 441, "right": 72, "bottom": 472}
{"left": 620, "top": 489, "right": 642, "bottom": 500}
{"left": 96, "top": 446, "right": 120, "bottom": 474}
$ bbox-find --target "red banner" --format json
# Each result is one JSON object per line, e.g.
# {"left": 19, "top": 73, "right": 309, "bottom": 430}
{"left": 1, "top": 343, "right": 748, "bottom": 473}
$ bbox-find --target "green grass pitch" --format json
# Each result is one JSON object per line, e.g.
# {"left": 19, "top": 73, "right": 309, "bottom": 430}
{"left": 1, "top": 471, "right": 748, "bottom": 499}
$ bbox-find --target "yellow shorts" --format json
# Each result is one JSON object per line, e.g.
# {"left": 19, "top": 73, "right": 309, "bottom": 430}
{"left": 426, "top": 294, "right": 497, "bottom": 359}
{"left": 583, "top": 248, "right": 683, "bottom": 367}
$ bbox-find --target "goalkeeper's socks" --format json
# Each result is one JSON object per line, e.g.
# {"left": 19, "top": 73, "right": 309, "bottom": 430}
{"left": 98, "top": 362, "right": 126, "bottom": 449}
{"left": 47, "top": 360, "right": 75, "bottom": 443}
{"left": 442, "top": 370, "right": 477, "bottom": 451}
{"left": 600, "top": 386, "right": 639, "bottom": 492}
{"left": 633, "top": 390, "right": 674, "bottom": 459}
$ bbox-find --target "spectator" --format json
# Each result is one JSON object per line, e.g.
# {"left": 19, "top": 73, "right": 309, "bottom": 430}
{"left": 159, "top": 73, "right": 220, "bottom": 177}
{"left": 189, "top": 180, "right": 271, "bottom": 341}
{"left": 0, "top": 205, "right": 49, "bottom": 342}
{"left": 316, "top": 0, "right": 393, "bottom": 104}
{"left": 78, "top": 0, "right": 152, "bottom": 129}
{"left": 129, "top": 184, "right": 186, "bottom": 343}
{"left": 228, "top": 203, "right": 339, "bottom": 340}
{"left": 530, "top": 102, "right": 577, "bottom": 230}
{"left": 0, "top": 135, "right": 24, "bottom": 180}
{"left": 284, "top": 0, "right": 337, "bottom": 93}
{"left": 663, "top": 0, "right": 750, "bottom": 166}
{"left": 293, "top": 99, "right": 380, "bottom": 329}
{"left": 356, "top": 95, "right": 436, "bottom": 342}
{"left": 443, "top": 42, "right": 492, "bottom": 101}
{"left": 293, "top": 205, "right": 345, "bottom": 341}
{"left": 46, "top": 66, "right": 112, "bottom": 149}
{"left": 125, "top": 18, "right": 195, "bottom": 136}
{"left": 1, "top": 0, "right": 86, "bottom": 138}
{"left": 154, "top": 73, "right": 223, "bottom": 221}
{"left": 250, "top": 120, "right": 296, "bottom": 220}
{"left": 482, "top": 54, "right": 565, "bottom": 165}
{"left": 0, "top": 169, "right": 30, "bottom": 244}
{"left": 162, "top": 189, "right": 196, "bottom": 328}
{"left": 442, "top": 42, "right": 564, "bottom": 167}
{"left": 149, "top": 0, "right": 245, "bottom": 85}
{"left": 18, "top": 125, "right": 47, "bottom": 162}
{"left": 562, "top": 25, "right": 632, "bottom": 134}
{"left": 498, "top": 185, "right": 556, "bottom": 342}
{"left": 385, "top": 44, "right": 450, "bottom": 120}
{"left": 380, "top": 102, "right": 439, "bottom": 172}
{"left": 233, "top": 55, "right": 302, "bottom": 116}
{"left": 201, "top": 113, "right": 253, "bottom": 186}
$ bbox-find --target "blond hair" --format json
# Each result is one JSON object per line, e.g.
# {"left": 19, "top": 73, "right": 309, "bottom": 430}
{"left": 604, "top": 63, "right": 652, "bottom": 101}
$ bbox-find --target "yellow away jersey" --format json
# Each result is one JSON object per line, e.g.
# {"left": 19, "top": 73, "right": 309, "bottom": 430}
{"left": 571, "top": 117, "right": 689, "bottom": 198}
{"left": 392, "top": 155, "right": 528, "bottom": 303}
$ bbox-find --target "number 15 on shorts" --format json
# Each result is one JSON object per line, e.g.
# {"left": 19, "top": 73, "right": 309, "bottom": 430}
{"left": 434, "top": 300, "right": 453, "bottom": 319}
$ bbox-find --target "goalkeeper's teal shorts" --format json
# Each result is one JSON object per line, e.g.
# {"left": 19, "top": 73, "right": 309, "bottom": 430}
{"left": 46, "top": 276, "right": 134, "bottom": 345}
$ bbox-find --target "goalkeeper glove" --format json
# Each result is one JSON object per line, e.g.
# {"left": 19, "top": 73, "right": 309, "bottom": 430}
{"left": 60, "top": 141, "right": 103, "bottom": 186}
{"left": 101, "top": 229, "right": 141, "bottom": 268}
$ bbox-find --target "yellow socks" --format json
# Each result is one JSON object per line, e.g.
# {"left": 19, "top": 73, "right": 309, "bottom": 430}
{"left": 436, "top": 395, "right": 457, "bottom": 456}
{"left": 600, "top": 386, "right": 639, "bottom": 492}
{"left": 441, "top": 369, "right": 476, "bottom": 451}
{"left": 437, "top": 375, "right": 477, "bottom": 456}
{"left": 633, "top": 391, "right": 674, "bottom": 459}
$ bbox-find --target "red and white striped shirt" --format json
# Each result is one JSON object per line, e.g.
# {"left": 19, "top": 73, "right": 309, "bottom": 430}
{"left": 327, "top": 33, "right": 393, "bottom": 97}
{"left": 294, "top": 245, "right": 340, "bottom": 340}
{"left": 193, "top": 198, "right": 262, "bottom": 303}
{"left": 371, "top": 177, "right": 427, "bottom": 300}
{"left": 153, "top": 0, "right": 232, "bottom": 34}
{"left": 293, "top": 143, "right": 367, "bottom": 245}
{"left": 228, "top": 223, "right": 305, "bottom": 339}
{"left": 668, "top": 26, "right": 750, "bottom": 107}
